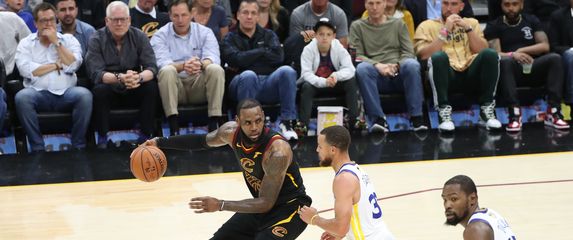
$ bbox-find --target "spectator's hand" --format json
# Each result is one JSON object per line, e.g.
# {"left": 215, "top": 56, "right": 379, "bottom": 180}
{"left": 326, "top": 76, "right": 337, "bottom": 87}
{"left": 190, "top": 58, "right": 202, "bottom": 75}
{"left": 300, "top": 30, "right": 315, "bottom": 43}
{"left": 375, "top": 63, "right": 398, "bottom": 77}
{"left": 183, "top": 59, "right": 195, "bottom": 75}
{"left": 123, "top": 70, "right": 140, "bottom": 89}
{"left": 513, "top": 52, "right": 534, "bottom": 64}
{"left": 453, "top": 17, "right": 470, "bottom": 30}
{"left": 445, "top": 14, "right": 461, "bottom": 32}
{"left": 42, "top": 28, "right": 59, "bottom": 45}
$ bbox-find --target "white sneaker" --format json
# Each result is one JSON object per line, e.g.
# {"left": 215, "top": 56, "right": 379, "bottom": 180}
{"left": 479, "top": 102, "right": 501, "bottom": 130}
{"left": 438, "top": 105, "right": 455, "bottom": 132}
{"left": 279, "top": 121, "right": 298, "bottom": 140}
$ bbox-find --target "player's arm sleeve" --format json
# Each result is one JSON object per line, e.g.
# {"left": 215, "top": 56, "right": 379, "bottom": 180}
{"left": 156, "top": 134, "right": 209, "bottom": 151}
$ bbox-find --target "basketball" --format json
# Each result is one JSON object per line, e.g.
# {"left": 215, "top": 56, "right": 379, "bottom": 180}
{"left": 130, "top": 145, "right": 167, "bottom": 182}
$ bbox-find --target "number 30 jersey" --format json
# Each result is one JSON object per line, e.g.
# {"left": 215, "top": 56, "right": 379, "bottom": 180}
{"left": 336, "top": 163, "right": 394, "bottom": 240}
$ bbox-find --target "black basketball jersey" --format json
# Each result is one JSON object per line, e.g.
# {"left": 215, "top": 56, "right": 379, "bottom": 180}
{"left": 231, "top": 127, "right": 308, "bottom": 206}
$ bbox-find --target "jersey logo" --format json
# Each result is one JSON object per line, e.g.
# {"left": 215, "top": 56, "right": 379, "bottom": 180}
{"left": 141, "top": 22, "right": 160, "bottom": 38}
{"left": 521, "top": 26, "right": 533, "bottom": 40}
{"left": 244, "top": 172, "right": 262, "bottom": 192}
{"left": 253, "top": 151, "right": 263, "bottom": 159}
{"left": 240, "top": 158, "right": 255, "bottom": 173}
{"left": 271, "top": 226, "right": 288, "bottom": 237}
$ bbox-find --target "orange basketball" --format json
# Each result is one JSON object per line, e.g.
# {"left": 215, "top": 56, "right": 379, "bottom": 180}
{"left": 130, "top": 145, "right": 167, "bottom": 182}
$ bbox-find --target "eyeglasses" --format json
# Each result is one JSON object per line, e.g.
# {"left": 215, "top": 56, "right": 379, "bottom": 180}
{"left": 38, "top": 17, "right": 57, "bottom": 24}
{"left": 108, "top": 17, "right": 129, "bottom": 24}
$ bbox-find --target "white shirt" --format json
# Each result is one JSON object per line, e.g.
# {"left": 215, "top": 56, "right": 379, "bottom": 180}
{"left": 0, "top": 12, "right": 31, "bottom": 75}
{"left": 15, "top": 32, "right": 82, "bottom": 95}
{"left": 337, "top": 163, "right": 394, "bottom": 240}
{"left": 468, "top": 208, "right": 517, "bottom": 240}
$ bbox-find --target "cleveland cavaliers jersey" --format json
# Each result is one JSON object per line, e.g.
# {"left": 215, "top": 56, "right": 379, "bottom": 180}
{"left": 231, "top": 127, "right": 308, "bottom": 206}
{"left": 337, "top": 163, "right": 394, "bottom": 240}
{"left": 469, "top": 208, "right": 517, "bottom": 240}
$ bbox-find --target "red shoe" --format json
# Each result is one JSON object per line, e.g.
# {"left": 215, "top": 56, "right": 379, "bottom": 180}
{"left": 544, "top": 107, "right": 570, "bottom": 130}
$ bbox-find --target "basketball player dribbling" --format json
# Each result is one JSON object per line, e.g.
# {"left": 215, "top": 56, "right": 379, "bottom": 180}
{"left": 442, "top": 175, "right": 517, "bottom": 240}
{"left": 298, "top": 126, "right": 394, "bottom": 240}
{"left": 145, "top": 99, "right": 311, "bottom": 239}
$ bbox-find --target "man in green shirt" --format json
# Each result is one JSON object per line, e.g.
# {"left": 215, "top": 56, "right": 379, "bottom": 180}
{"left": 350, "top": 0, "right": 426, "bottom": 133}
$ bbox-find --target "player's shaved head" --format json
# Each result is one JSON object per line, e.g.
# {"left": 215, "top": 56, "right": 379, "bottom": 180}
{"left": 444, "top": 175, "right": 477, "bottom": 196}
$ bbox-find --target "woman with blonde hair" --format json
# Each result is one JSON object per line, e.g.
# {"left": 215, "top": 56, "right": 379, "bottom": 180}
{"left": 257, "top": 0, "right": 289, "bottom": 43}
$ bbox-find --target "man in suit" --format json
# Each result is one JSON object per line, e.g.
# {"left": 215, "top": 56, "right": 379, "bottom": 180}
{"left": 549, "top": 1, "right": 573, "bottom": 123}
{"left": 403, "top": 0, "right": 473, "bottom": 28}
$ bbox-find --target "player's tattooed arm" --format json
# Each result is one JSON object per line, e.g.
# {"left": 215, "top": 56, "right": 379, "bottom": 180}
{"left": 206, "top": 121, "right": 237, "bottom": 147}
{"left": 221, "top": 140, "right": 292, "bottom": 213}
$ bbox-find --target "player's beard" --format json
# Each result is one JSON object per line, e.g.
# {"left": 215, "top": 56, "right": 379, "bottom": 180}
{"left": 319, "top": 155, "right": 332, "bottom": 167}
{"left": 444, "top": 207, "right": 469, "bottom": 226}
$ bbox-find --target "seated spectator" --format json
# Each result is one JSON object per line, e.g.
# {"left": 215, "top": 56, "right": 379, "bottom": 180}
{"left": 414, "top": 0, "right": 501, "bottom": 132}
{"left": 86, "top": 1, "right": 159, "bottom": 148}
{"left": 403, "top": 0, "right": 473, "bottom": 28}
{"left": 289, "top": 0, "right": 348, "bottom": 46}
{"left": 285, "top": 0, "right": 348, "bottom": 76}
{"left": 257, "top": 0, "right": 289, "bottom": 43}
{"left": 489, "top": 0, "right": 568, "bottom": 24}
{"left": 0, "top": 10, "right": 30, "bottom": 80}
{"left": 0, "top": 11, "right": 29, "bottom": 135}
{"left": 56, "top": 0, "right": 95, "bottom": 58}
{"left": 362, "top": 0, "right": 415, "bottom": 41}
{"left": 130, "top": 0, "right": 170, "bottom": 38}
{"left": 222, "top": 0, "right": 299, "bottom": 140}
{"left": 351, "top": 0, "right": 426, "bottom": 133}
{"left": 4, "top": 0, "right": 36, "bottom": 32}
{"left": 549, "top": 1, "right": 573, "bottom": 122}
{"left": 151, "top": 0, "right": 225, "bottom": 135}
{"left": 15, "top": 3, "right": 92, "bottom": 152}
{"left": 485, "top": 0, "right": 569, "bottom": 131}
{"left": 191, "top": 0, "right": 229, "bottom": 41}
{"left": 298, "top": 19, "right": 357, "bottom": 134}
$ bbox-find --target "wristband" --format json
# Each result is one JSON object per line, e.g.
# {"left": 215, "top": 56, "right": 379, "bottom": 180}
{"left": 438, "top": 27, "right": 449, "bottom": 42}
{"left": 219, "top": 200, "right": 225, "bottom": 211}
{"left": 310, "top": 214, "right": 318, "bottom": 225}
{"left": 508, "top": 52, "right": 513, "bottom": 58}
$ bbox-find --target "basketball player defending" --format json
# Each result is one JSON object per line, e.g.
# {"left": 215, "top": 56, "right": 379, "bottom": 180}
{"left": 144, "top": 98, "right": 311, "bottom": 239}
{"left": 298, "top": 126, "right": 394, "bottom": 240}
{"left": 442, "top": 175, "right": 517, "bottom": 239}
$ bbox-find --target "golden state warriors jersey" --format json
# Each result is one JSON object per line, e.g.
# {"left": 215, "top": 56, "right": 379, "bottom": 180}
{"left": 469, "top": 208, "right": 517, "bottom": 240}
{"left": 336, "top": 163, "right": 394, "bottom": 240}
{"left": 232, "top": 127, "right": 308, "bottom": 206}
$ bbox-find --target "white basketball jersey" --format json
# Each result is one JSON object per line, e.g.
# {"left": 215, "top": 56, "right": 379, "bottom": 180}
{"left": 336, "top": 163, "right": 394, "bottom": 240}
{"left": 468, "top": 208, "right": 517, "bottom": 240}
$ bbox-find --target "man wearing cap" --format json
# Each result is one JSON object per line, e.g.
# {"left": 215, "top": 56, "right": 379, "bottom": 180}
{"left": 298, "top": 19, "right": 358, "bottom": 134}
{"left": 350, "top": 0, "right": 426, "bottom": 133}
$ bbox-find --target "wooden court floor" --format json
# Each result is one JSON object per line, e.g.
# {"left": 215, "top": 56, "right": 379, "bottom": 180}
{"left": 1, "top": 151, "right": 571, "bottom": 239}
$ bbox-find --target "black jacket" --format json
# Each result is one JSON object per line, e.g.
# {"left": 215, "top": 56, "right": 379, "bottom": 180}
{"left": 549, "top": 7, "right": 573, "bottom": 54}
{"left": 222, "top": 25, "right": 284, "bottom": 75}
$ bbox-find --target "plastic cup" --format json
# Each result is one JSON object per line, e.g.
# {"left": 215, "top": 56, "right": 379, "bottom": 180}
{"left": 522, "top": 63, "right": 532, "bottom": 74}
